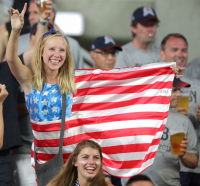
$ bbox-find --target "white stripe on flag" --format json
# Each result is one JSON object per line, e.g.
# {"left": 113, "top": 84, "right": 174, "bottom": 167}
{"left": 75, "top": 74, "right": 174, "bottom": 89}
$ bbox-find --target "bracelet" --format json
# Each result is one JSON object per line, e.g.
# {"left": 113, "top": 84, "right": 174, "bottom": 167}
{"left": 39, "top": 19, "right": 49, "bottom": 25}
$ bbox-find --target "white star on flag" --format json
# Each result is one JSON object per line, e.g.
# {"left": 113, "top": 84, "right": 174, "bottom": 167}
{"left": 52, "top": 88, "right": 57, "bottom": 94}
{"left": 51, "top": 97, "right": 57, "bottom": 102}
{"left": 52, "top": 115, "right": 59, "bottom": 121}
{"left": 42, "top": 109, "right": 48, "bottom": 115}
{"left": 34, "top": 117, "right": 40, "bottom": 122}
{"left": 34, "top": 107, "right": 38, "bottom": 113}
{"left": 42, "top": 99, "right": 48, "bottom": 106}
{"left": 36, "top": 90, "right": 40, "bottom": 94}
{"left": 33, "top": 98, "right": 39, "bottom": 104}
{"left": 51, "top": 106, "right": 58, "bottom": 113}
{"left": 47, "top": 84, "right": 51, "bottom": 87}
{"left": 43, "top": 91, "right": 49, "bottom": 96}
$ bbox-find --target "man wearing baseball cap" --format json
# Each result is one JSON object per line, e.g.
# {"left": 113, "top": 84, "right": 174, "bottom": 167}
{"left": 90, "top": 36, "right": 122, "bottom": 70}
{"left": 115, "top": 6, "right": 161, "bottom": 68}
{"left": 90, "top": 36, "right": 122, "bottom": 186}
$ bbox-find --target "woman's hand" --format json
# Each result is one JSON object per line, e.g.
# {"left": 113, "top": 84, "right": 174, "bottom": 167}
{"left": 0, "top": 84, "right": 8, "bottom": 103}
{"left": 7, "top": 3, "right": 27, "bottom": 33}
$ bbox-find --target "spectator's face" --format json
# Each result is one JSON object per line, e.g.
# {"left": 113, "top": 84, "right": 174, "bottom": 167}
{"left": 127, "top": 180, "right": 154, "bottom": 186}
{"left": 74, "top": 147, "right": 101, "bottom": 181}
{"left": 132, "top": 20, "right": 157, "bottom": 44}
{"left": 160, "top": 37, "right": 188, "bottom": 67}
{"left": 90, "top": 48, "right": 117, "bottom": 70}
{"left": 28, "top": 2, "right": 39, "bottom": 26}
{"left": 42, "top": 36, "right": 67, "bottom": 72}
{"left": 170, "top": 87, "right": 181, "bottom": 108}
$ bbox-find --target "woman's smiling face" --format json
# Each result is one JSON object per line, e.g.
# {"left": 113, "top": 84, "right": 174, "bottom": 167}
{"left": 74, "top": 147, "right": 101, "bottom": 182}
{"left": 42, "top": 36, "right": 67, "bottom": 73}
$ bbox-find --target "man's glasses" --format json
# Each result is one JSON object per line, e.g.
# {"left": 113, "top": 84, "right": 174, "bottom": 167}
{"left": 94, "top": 51, "right": 118, "bottom": 57}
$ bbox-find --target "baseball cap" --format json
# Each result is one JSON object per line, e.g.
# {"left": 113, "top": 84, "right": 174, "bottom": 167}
{"left": 131, "top": 6, "right": 159, "bottom": 24}
{"left": 173, "top": 77, "right": 190, "bottom": 88}
{"left": 90, "top": 36, "right": 122, "bottom": 51}
{"left": 30, "top": 23, "right": 54, "bottom": 37}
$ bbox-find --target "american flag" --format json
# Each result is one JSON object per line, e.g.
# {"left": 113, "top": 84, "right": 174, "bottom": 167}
{"left": 31, "top": 62, "right": 175, "bottom": 178}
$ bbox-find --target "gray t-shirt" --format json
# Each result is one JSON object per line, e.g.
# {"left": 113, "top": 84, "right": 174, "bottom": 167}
{"left": 180, "top": 76, "right": 200, "bottom": 173}
{"left": 115, "top": 42, "right": 161, "bottom": 68}
{"left": 67, "top": 36, "right": 84, "bottom": 69}
{"left": 121, "top": 110, "right": 198, "bottom": 186}
{"left": 184, "top": 57, "right": 200, "bottom": 81}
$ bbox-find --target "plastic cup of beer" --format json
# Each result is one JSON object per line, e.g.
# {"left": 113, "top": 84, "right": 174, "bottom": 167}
{"left": 176, "top": 89, "right": 190, "bottom": 113}
{"left": 170, "top": 130, "right": 185, "bottom": 155}
{"left": 37, "top": 0, "right": 50, "bottom": 13}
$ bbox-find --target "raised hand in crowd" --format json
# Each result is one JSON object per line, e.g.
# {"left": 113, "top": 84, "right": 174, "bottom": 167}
{"left": 36, "top": 0, "right": 52, "bottom": 22}
{"left": 8, "top": 3, "right": 27, "bottom": 33}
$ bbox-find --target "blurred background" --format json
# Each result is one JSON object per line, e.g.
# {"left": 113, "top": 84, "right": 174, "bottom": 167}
{"left": 0, "top": 0, "right": 199, "bottom": 65}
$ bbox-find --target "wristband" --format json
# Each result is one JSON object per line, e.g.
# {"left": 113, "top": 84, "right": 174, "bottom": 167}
{"left": 39, "top": 19, "right": 49, "bottom": 25}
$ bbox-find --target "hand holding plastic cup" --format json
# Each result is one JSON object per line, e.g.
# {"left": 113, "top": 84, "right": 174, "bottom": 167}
{"left": 176, "top": 89, "right": 190, "bottom": 114}
{"left": 37, "top": 0, "right": 51, "bottom": 13}
{"left": 170, "top": 129, "right": 186, "bottom": 155}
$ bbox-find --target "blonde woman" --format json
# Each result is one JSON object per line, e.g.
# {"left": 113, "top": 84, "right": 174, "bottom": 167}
{"left": 6, "top": 3, "right": 76, "bottom": 184}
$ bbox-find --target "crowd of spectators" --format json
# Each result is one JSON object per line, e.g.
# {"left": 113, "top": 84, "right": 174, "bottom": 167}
{"left": 0, "top": 1, "right": 199, "bottom": 186}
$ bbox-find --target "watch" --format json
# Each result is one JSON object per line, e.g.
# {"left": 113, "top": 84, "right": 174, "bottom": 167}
{"left": 39, "top": 19, "right": 49, "bottom": 25}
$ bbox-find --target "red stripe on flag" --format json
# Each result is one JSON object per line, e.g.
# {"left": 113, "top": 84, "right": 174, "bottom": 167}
{"left": 75, "top": 67, "right": 173, "bottom": 83}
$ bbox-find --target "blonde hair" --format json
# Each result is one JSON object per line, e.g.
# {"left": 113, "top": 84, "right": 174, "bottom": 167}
{"left": 32, "top": 30, "right": 76, "bottom": 94}
{"left": 47, "top": 140, "right": 108, "bottom": 186}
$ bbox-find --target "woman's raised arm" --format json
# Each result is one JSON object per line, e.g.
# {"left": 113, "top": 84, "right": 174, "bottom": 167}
{"left": 6, "top": 3, "right": 33, "bottom": 93}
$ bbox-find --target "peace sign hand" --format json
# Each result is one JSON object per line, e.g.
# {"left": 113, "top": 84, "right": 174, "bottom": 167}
{"left": 7, "top": 3, "right": 27, "bottom": 33}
